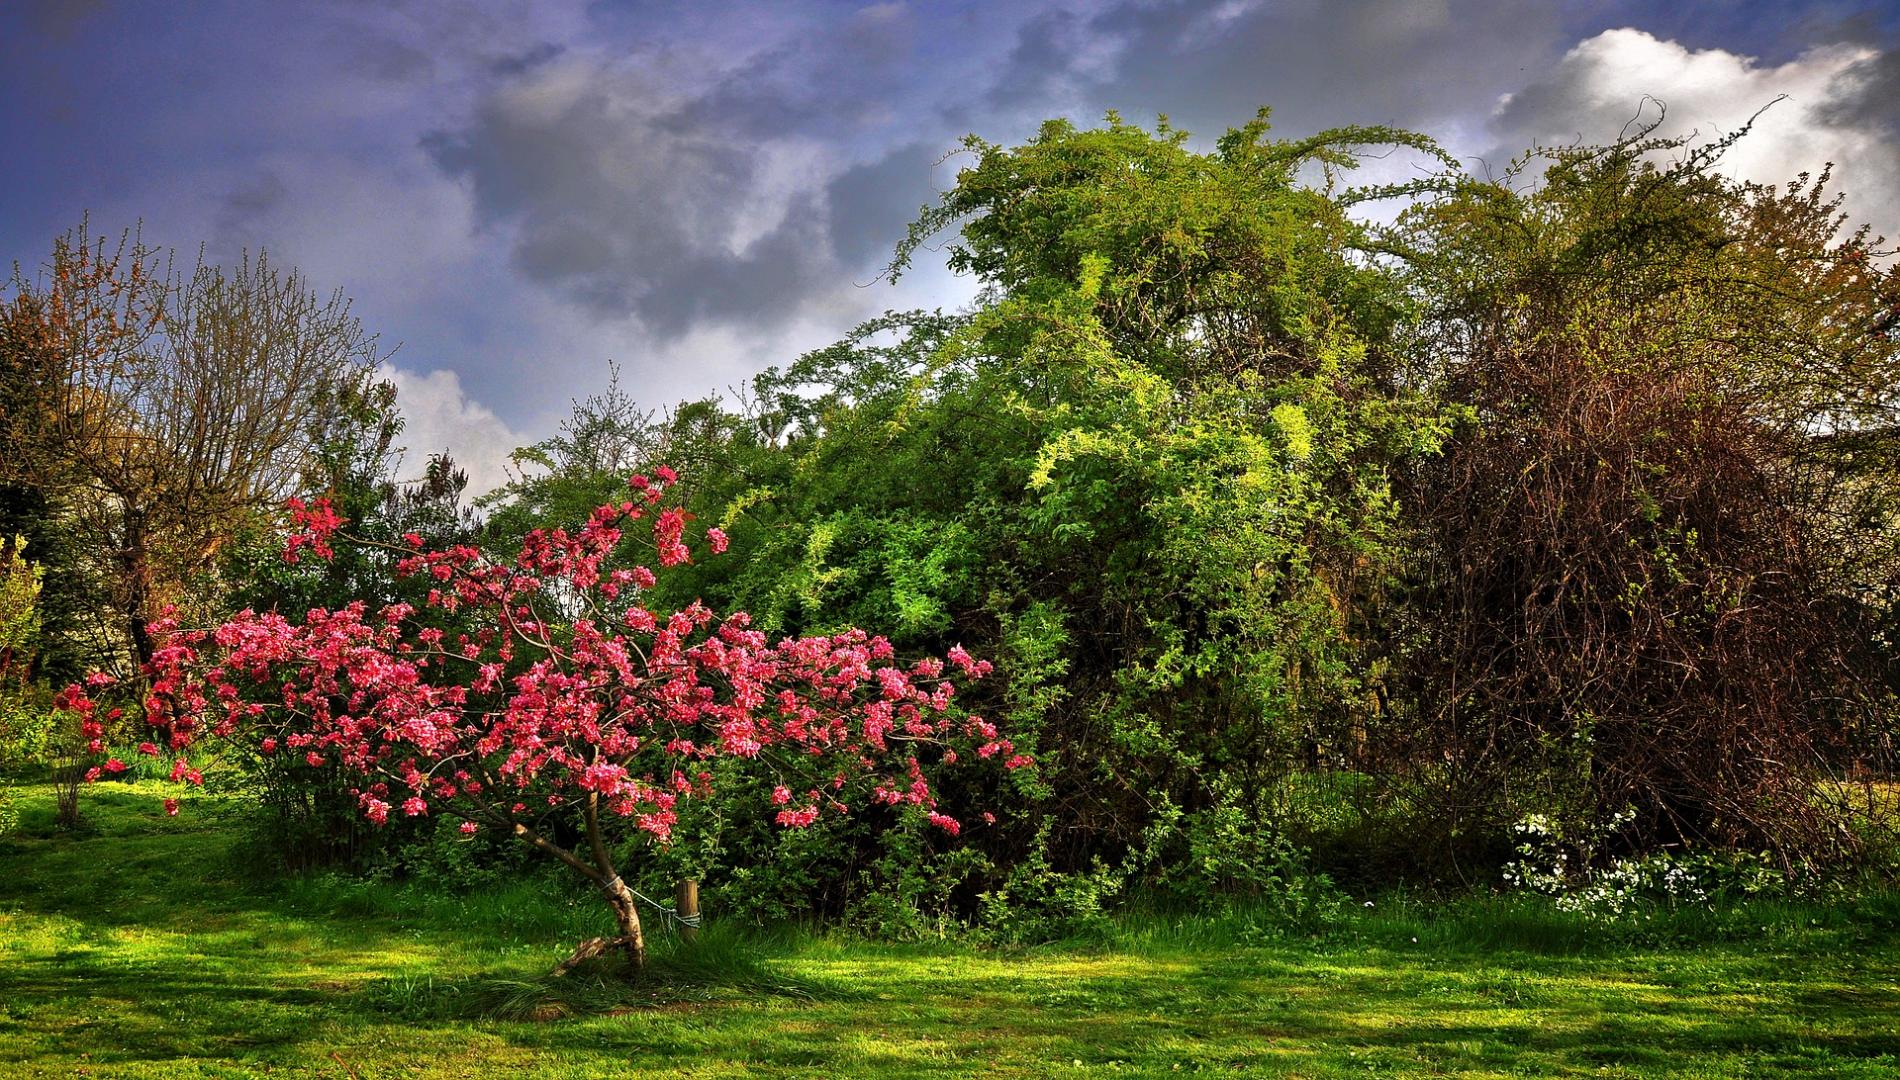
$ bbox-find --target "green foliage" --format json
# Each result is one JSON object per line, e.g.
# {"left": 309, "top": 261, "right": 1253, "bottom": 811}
{"left": 480, "top": 364, "right": 758, "bottom": 551}
{"left": 612, "top": 111, "right": 1457, "bottom": 920}
{"left": 41, "top": 106, "right": 1890, "bottom": 933}
{"left": 0, "top": 689, "right": 57, "bottom": 770}
{"left": 0, "top": 535, "right": 40, "bottom": 674}
{"left": 975, "top": 821, "right": 1123, "bottom": 945}
{"left": 1175, "top": 778, "right": 1322, "bottom": 902}
{"left": 0, "top": 294, "right": 98, "bottom": 683}
{"left": 0, "top": 486, "right": 95, "bottom": 683}
{"left": 0, "top": 542, "right": 49, "bottom": 837}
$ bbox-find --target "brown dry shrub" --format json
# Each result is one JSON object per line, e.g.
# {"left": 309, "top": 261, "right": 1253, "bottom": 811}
{"left": 1386, "top": 125, "right": 1900, "bottom": 870}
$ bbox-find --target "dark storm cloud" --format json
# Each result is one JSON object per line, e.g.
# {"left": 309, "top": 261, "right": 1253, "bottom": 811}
{"left": 676, "top": 2, "right": 919, "bottom": 140}
{"left": 419, "top": 0, "right": 972, "bottom": 341}
{"left": 825, "top": 142, "right": 942, "bottom": 271}
{"left": 981, "top": 0, "right": 1568, "bottom": 138}
{"left": 623, "top": 193, "right": 836, "bottom": 337}
{"left": 14, "top": 0, "right": 1893, "bottom": 467}
{"left": 424, "top": 57, "right": 844, "bottom": 336}
{"left": 1819, "top": 47, "right": 1900, "bottom": 136}
{"left": 422, "top": 0, "right": 1578, "bottom": 343}
{"left": 488, "top": 41, "right": 565, "bottom": 77}
{"left": 212, "top": 170, "right": 291, "bottom": 254}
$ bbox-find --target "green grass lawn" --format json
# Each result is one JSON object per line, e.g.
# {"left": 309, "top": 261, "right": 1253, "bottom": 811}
{"left": 2, "top": 781, "right": 1898, "bottom": 1078}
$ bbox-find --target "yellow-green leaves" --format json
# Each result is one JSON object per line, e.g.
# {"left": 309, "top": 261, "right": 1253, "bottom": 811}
{"left": 1270, "top": 403, "right": 1314, "bottom": 462}
{"left": 0, "top": 537, "right": 41, "bottom": 674}
{"left": 1076, "top": 252, "right": 1110, "bottom": 299}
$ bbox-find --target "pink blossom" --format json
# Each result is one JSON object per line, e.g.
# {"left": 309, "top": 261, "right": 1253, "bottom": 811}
{"left": 775, "top": 805, "right": 819, "bottom": 827}
{"left": 654, "top": 508, "right": 692, "bottom": 567}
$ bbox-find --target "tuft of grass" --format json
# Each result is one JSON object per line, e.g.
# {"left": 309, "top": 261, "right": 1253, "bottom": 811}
{"left": 634, "top": 921, "right": 853, "bottom": 1000}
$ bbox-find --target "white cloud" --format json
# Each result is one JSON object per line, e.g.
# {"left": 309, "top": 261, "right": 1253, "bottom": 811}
{"left": 381, "top": 364, "right": 530, "bottom": 497}
{"left": 1489, "top": 29, "right": 1900, "bottom": 237}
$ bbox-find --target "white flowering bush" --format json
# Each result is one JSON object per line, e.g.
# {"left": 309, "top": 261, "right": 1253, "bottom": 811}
{"left": 1502, "top": 810, "right": 1795, "bottom": 918}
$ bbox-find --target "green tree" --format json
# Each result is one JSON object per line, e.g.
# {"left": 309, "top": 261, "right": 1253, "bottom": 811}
{"left": 0, "top": 537, "right": 41, "bottom": 835}
{"left": 0, "top": 536, "right": 41, "bottom": 684}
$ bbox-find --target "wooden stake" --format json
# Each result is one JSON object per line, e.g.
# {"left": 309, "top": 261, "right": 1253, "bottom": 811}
{"left": 675, "top": 878, "right": 700, "bottom": 942}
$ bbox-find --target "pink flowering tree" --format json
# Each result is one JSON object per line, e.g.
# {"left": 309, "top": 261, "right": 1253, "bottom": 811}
{"left": 57, "top": 468, "right": 1025, "bottom": 971}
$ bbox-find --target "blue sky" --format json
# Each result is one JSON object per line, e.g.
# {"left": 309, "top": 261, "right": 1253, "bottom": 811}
{"left": 4, "top": 0, "right": 1898, "bottom": 490}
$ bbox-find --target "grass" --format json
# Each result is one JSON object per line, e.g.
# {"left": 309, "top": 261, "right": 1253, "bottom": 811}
{"left": 2, "top": 781, "right": 1899, "bottom": 1077}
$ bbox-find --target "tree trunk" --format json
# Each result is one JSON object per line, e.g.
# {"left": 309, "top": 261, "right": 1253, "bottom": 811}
{"left": 51, "top": 760, "right": 82, "bottom": 830}
{"left": 120, "top": 505, "right": 153, "bottom": 668}
{"left": 511, "top": 807, "right": 648, "bottom": 977}
{"left": 552, "top": 877, "right": 647, "bottom": 975}
{"left": 607, "top": 876, "right": 648, "bottom": 968}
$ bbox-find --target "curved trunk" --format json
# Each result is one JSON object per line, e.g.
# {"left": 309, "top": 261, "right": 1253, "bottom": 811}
{"left": 522, "top": 793, "right": 648, "bottom": 975}
{"left": 605, "top": 877, "right": 648, "bottom": 968}
{"left": 552, "top": 879, "right": 647, "bottom": 974}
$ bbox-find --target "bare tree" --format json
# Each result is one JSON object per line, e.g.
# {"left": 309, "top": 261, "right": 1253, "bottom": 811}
{"left": 0, "top": 223, "right": 382, "bottom": 669}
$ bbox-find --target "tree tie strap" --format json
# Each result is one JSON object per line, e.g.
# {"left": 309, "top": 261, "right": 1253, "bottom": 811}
{"left": 611, "top": 877, "right": 702, "bottom": 929}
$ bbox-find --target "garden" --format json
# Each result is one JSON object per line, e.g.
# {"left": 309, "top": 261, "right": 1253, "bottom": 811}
{"left": 4, "top": 111, "right": 1900, "bottom": 1076}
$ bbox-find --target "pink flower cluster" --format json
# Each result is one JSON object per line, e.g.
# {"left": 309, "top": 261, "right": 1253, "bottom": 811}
{"left": 282, "top": 497, "right": 344, "bottom": 563}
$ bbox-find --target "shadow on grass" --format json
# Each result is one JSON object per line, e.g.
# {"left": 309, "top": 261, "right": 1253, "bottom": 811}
{"left": 358, "top": 924, "right": 860, "bottom": 1022}
{"left": 0, "top": 959, "right": 329, "bottom": 1067}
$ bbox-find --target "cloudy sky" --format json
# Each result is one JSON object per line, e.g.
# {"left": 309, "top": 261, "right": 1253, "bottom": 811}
{"left": 4, "top": 0, "right": 1898, "bottom": 492}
